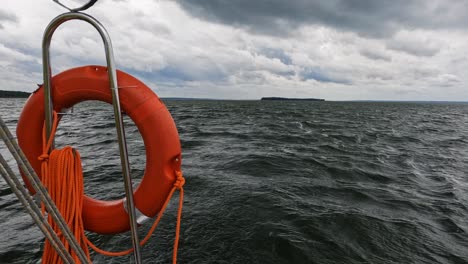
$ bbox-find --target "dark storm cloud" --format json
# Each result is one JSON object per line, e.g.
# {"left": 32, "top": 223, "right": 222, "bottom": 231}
{"left": 177, "top": 0, "right": 468, "bottom": 38}
{"left": 0, "top": 9, "right": 18, "bottom": 29}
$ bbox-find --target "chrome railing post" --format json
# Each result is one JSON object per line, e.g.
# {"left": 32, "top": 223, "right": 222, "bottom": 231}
{"left": 42, "top": 12, "right": 142, "bottom": 263}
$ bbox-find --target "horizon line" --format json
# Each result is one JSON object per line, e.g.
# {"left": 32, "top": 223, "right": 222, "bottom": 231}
{"left": 160, "top": 97, "right": 468, "bottom": 103}
{"left": 2, "top": 90, "right": 468, "bottom": 102}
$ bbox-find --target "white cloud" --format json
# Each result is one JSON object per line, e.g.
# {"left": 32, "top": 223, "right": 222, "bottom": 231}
{"left": 386, "top": 30, "right": 444, "bottom": 57}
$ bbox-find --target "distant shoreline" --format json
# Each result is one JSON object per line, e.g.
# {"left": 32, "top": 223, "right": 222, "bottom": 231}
{"left": 161, "top": 98, "right": 468, "bottom": 103}
{"left": 261, "top": 97, "right": 325, "bottom": 101}
{"left": 1, "top": 92, "right": 463, "bottom": 103}
{"left": 0, "top": 90, "right": 31, "bottom": 98}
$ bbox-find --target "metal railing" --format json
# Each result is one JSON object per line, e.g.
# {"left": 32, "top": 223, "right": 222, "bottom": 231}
{"left": 42, "top": 11, "right": 142, "bottom": 263}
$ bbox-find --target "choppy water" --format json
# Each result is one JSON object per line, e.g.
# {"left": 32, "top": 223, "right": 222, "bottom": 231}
{"left": 1, "top": 98, "right": 468, "bottom": 263}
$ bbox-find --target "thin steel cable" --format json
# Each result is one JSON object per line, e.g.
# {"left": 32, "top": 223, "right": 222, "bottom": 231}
{"left": 0, "top": 153, "right": 74, "bottom": 264}
{"left": 0, "top": 116, "right": 90, "bottom": 264}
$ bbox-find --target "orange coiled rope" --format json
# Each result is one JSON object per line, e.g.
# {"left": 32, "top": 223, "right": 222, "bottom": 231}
{"left": 40, "top": 111, "right": 185, "bottom": 263}
{"left": 40, "top": 112, "right": 91, "bottom": 264}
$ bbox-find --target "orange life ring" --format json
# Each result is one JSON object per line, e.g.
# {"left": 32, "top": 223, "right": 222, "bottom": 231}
{"left": 16, "top": 65, "right": 182, "bottom": 234}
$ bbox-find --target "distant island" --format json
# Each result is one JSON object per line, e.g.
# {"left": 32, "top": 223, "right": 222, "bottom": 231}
{"left": 261, "top": 97, "right": 325, "bottom": 101}
{"left": 0, "top": 90, "right": 31, "bottom": 98}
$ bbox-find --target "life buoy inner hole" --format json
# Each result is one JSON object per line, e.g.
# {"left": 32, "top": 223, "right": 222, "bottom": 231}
{"left": 54, "top": 100, "right": 146, "bottom": 201}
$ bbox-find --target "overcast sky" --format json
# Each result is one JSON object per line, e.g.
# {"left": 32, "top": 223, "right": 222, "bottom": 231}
{"left": 2, "top": 0, "right": 468, "bottom": 100}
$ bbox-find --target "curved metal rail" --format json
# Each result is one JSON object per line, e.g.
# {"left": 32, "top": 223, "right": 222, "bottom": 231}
{"left": 42, "top": 12, "right": 142, "bottom": 263}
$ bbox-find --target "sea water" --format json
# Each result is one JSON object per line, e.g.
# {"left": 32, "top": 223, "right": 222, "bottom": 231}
{"left": 1, "top": 98, "right": 467, "bottom": 263}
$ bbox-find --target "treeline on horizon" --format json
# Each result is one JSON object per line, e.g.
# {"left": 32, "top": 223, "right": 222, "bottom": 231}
{"left": 261, "top": 97, "right": 325, "bottom": 101}
{"left": 0, "top": 90, "right": 31, "bottom": 98}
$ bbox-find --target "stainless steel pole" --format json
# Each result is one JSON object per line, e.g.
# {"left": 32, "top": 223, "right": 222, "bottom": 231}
{"left": 42, "top": 12, "right": 142, "bottom": 263}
